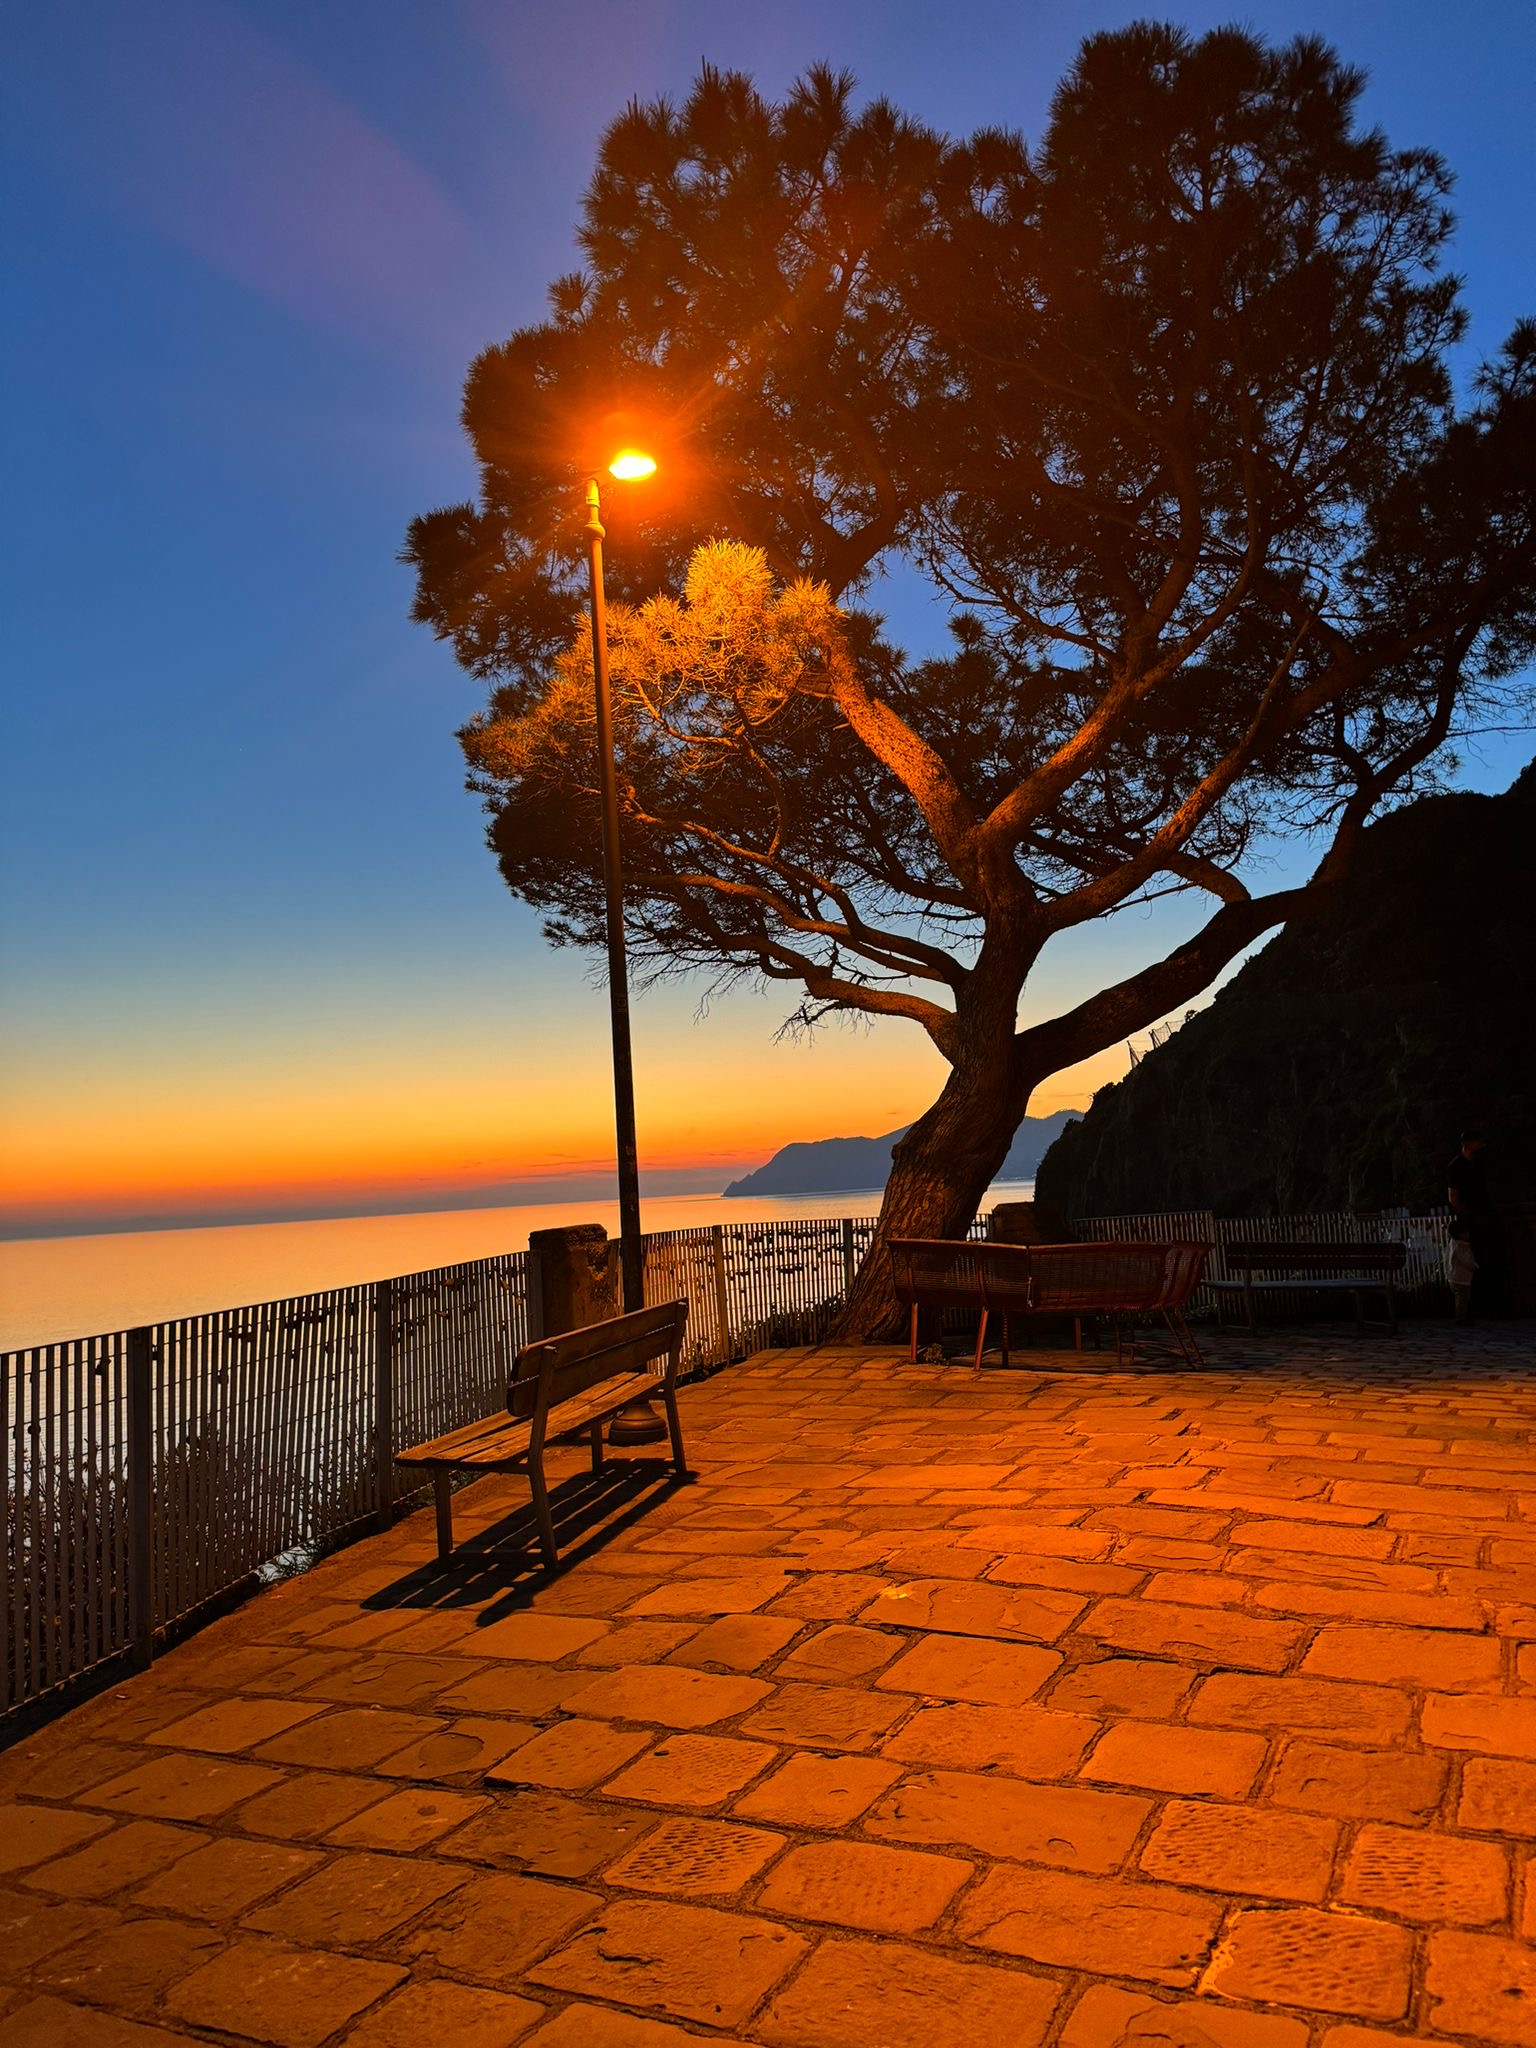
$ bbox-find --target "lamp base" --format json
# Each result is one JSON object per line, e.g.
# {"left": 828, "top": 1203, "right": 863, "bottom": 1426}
{"left": 607, "top": 1398, "right": 668, "bottom": 1446}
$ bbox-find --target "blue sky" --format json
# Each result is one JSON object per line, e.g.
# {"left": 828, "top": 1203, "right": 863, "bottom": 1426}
{"left": 3, "top": 1, "right": 1532, "bottom": 1235}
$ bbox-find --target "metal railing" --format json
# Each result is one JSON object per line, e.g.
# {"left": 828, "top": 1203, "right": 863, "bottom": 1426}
{"left": 3, "top": 1206, "right": 1450, "bottom": 1716}
{"left": 1075, "top": 1208, "right": 1452, "bottom": 1317}
{"left": 2, "top": 1220, "right": 887, "bottom": 1714}
{"left": 3, "top": 1251, "right": 534, "bottom": 1717}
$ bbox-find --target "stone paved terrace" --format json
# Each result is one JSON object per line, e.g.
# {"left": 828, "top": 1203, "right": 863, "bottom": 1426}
{"left": 4, "top": 1324, "right": 1536, "bottom": 2048}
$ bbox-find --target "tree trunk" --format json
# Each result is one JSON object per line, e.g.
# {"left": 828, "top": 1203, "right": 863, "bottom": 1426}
{"left": 834, "top": 1054, "right": 1029, "bottom": 1341}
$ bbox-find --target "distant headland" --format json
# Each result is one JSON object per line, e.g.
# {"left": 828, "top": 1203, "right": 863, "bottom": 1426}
{"left": 722, "top": 1112, "right": 1077, "bottom": 1199}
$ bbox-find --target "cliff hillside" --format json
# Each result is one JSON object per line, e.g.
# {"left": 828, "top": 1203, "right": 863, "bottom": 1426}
{"left": 1035, "top": 761, "right": 1536, "bottom": 1218}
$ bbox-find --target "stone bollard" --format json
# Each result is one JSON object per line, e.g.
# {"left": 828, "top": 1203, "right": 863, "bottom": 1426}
{"left": 988, "top": 1200, "right": 1070, "bottom": 1245}
{"left": 527, "top": 1222, "right": 618, "bottom": 1341}
{"left": 526, "top": 1222, "right": 666, "bottom": 1445}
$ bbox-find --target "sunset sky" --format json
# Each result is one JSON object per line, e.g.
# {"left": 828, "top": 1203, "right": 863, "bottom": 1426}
{"left": 4, "top": 0, "right": 1533, "bottom": 1239}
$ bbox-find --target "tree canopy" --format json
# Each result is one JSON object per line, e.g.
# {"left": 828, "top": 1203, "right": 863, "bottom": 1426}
{"left": 407, "top": 24, "right": 1535, "bottom": 1330}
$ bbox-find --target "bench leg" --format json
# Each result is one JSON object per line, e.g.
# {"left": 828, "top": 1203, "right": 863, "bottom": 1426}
{"left": 908, "top": 1302, "right": 918, "bottom": 1364}
{"left": 662, "top": 1379, "right": 689, "bottom": 1480}
{"left": 973, "top": 1307, "right": 988, "bottom": 1370}
{"left": 999, "top": 1313, "right": 1010, "bottom": 1372}
{"left": 433, "top": 1470, "right": 454, "bottom": 1565}
{"left": 589, "top": 1422, "right": 605, "bottom": 1477}
{"left": 527, "top": 1456, "right": 559, "bottom": 1572}
{"left": 1167, "top": 1308, "right": 1204, "bottom": 1368}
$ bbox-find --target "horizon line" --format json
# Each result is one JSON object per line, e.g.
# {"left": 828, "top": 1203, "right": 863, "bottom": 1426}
{"left": 1, "top": 1172, "right": 1050, "bottom": 1247}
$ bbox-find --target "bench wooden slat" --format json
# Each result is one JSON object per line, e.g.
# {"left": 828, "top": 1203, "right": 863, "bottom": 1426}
{"left": 396, "top": 1411, "right": 527, "bottom": 1464}
{"left": 1223, "top": 1242, "right": 1406, "bottom": 1273}
{"left": 511, "top": 1321, "right": 678, "bottom": 1419}
{"left": 398, "top": 1371, "right": 659, "bottom": 1468}
{"left": 516, "top": 1297, "right": 685, "bottom": 1368}
{"left": 1209, "top": 1276, "right": 1390, "bottom": 1291}
{"left": 395, "top": 1416, "right": 534, "bottom": 1469}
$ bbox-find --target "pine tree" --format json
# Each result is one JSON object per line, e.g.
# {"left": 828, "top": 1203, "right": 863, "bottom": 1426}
{"left": 407, "top": 29, "right": 1535, "bottom": 1334}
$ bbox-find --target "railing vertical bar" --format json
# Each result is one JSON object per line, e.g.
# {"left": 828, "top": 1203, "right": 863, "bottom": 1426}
{"left": 2, "top": 1351, "right": 16, "bottom": 1713}
{"left": 374, "top": 1278, "right": 395, "bottom": 1532}
{"left": 37, "top": 1348, "right": 55, "bottom": 1694}
{"left": 157, "top": 1317, "right": 174, "bottom": 1637}
{"left": 68, "top": 1341, "right": 84, "bottom": 1684}
{"left": 213, "top": 1308, "right": 235, "bottom": 1598}
{"left": 126, "top": 1326, "right": 153, "bottom": 1671}
{"left": 259, "top": 1300, "right": 284, "bottom": 1570}
{"left": 103, "top": 1338, "right": 119, "bottom": 1671}
{"left": 189, "top": 1314, "right": 207, "bottom": 1612}
{"left": 31, "top": 1349, "right": 45, "bottom": 1699}
{"left": 304, "top": 1292, "right": 332, "bottom": 1550}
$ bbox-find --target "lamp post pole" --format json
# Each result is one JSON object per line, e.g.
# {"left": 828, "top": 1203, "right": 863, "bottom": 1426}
{"left": 581, "top": 475, "right": 645, "bottom": 1317}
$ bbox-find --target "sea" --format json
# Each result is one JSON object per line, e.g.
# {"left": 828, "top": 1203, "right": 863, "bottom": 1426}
{"left": 0, "top": 1182, "right": 1035, "bottom": 1353}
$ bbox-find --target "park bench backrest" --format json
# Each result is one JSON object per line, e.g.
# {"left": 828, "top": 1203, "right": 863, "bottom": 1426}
{"left": 891, "top": 1237, "right": 1209, "bottom": 1315}
{"left": 973, "top": 1242, "right": 1034, "bottom": 1311}
{"left": 1027, "top": 1241, "right": 1209, "bottom": 1313}
{"left": 1156, "top": 1242, "right": 1213, "bottom": 1308}
{"left": 508, "top": 1298, "right": 688, "bottom": 1423}
{"left": 890, "top": 1239, "right": 990, "bottom": 1310}
{"left": 1225, "top": 1242, "right": 1406, "bottom": 1275}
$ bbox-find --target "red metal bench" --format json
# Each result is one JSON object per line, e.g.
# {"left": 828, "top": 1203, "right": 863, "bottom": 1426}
{"left": 891, "top": 1238, "right": 1209, "bottom": 1367}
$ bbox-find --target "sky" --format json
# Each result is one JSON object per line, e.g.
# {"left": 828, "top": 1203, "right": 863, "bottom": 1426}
{"left": 3, "top": 0, "right": 1533, "bottom": 1239}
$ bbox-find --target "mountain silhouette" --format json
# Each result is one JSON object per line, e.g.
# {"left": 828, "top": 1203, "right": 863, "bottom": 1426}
{"left": 723, "top": 1112, "right": 1076, "bottom": 1199}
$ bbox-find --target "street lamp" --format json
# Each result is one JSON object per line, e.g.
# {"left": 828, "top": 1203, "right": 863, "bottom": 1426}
{"left": 583, "top": 448, "right": 667, "bottom": 1446}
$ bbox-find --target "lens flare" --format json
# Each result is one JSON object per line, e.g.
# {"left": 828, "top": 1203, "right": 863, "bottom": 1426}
{"left": 608, "top": 449, "right": 657, "bottom": 480}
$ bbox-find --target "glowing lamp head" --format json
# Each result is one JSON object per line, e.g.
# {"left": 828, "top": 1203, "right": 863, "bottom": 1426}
{"left": 607, "top": 449, "right": 657, "bottom": 481}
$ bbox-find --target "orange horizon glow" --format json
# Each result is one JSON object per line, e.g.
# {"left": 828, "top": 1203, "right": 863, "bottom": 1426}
{"left": 3, "top": 954, "right": 1130, "bottom": 1233}
{"left": 0, "top": 1032, "right": 1114, "bottom": 1230}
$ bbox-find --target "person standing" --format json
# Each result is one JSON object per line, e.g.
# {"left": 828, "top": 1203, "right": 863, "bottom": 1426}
{"left": 1446, "top": 1129, "right": 1500, "bottom": 1323}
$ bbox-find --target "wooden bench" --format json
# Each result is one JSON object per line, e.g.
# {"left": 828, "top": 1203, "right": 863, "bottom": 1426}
{"left": 890, "top": 1238, "right": 1209, "bottom": 1368}
{"left": 1208, "top": 1241, "right": 1405, "bottom": 1333}
{"left": 395, "top": 1298, "right": 689, "bottom": 1568}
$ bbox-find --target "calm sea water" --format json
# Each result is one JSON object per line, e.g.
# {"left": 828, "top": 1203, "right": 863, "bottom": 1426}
{"left": 0, "top": 1183, "right": 1034, "bottom": 1352}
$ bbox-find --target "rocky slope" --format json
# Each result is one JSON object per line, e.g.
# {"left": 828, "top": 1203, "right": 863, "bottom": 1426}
{"left": 1035, "top": 761, "right": 1536, "bottom": 1218}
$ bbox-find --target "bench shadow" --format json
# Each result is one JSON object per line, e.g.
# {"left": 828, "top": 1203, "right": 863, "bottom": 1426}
{"left": 361, "top": 1458, "right": 690, "bottom": 1620}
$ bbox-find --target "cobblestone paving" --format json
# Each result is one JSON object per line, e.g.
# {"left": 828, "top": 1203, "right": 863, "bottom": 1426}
{"left": 4, "top": 1325, "right": 1536, "bottom": 2047}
